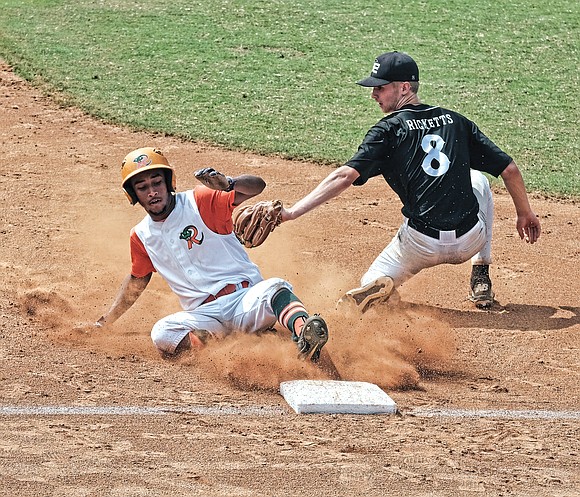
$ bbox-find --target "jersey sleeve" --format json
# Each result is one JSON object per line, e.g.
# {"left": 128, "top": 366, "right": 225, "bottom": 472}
{"left": 130, "top": 229, "right": 155, "bottom": 277}
{"left": 468, "top": 121, "right": 512, "bottom": 177}
{"left": 345, "top": 122, "right": 393, "bottom": 186}
{"left": 194, "top": 186, "right": 236, "bottom": 234}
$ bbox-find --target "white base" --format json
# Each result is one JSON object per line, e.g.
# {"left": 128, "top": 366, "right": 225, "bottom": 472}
{"left": 280, "top": 380, "right": 398, "bottom": 415}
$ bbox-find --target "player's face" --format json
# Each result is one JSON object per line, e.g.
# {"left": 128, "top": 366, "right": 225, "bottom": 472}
{"left": 131, "top": 170, "right": 173, "bottom": 220}
{"left": 371, "top": 82, "right": 402, "bottom": 113}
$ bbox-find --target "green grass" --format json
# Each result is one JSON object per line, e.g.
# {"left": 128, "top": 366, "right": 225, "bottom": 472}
{"left": 0, "top": 0, "right": 578, "bottom": 197}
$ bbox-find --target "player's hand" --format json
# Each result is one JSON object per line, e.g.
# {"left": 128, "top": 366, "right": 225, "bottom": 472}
{"left": 194, "top": 167, "right": 233, "bottom": 191}
{"left": 73, "top": 318, "right": 106, "bottom": 334}
{"left": 517, "top": 212, "right": 541, "bottom": 244}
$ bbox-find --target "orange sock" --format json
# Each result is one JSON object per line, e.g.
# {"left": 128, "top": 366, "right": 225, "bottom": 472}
{"left": 188, "top": 331, "right": 205, "bottom": 349}
{"left": 293, "top": 316, "right": 306, "bottom": 337}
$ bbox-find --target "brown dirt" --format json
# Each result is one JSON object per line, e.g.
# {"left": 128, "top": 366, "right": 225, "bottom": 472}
{"left": 1, "top": 61, "right": 579, "bottom": 496}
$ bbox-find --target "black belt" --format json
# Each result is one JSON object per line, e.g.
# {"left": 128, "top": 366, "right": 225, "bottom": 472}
{"left": 408, "top": 214, "right": 479, "bottom": 240}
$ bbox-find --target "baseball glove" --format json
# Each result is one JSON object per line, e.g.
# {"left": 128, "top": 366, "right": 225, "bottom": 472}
{"left": 194, "top": 167, "right": 235, "bottom": 191}
{"left": 233, "top": 200, "right": 283, "bottom": 248}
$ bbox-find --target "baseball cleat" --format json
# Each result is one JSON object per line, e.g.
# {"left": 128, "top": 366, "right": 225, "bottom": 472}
{"left": 338, "top": 276, "right": 395, "bottom": 313}
{"left": 469, "top": 281, "right": 495, "bottom": 308}
{"left": 469, "top": 265, "right": 495, "bottom": 308}
{"left": 297, "top": 314, "right": 328, "bottom": 363}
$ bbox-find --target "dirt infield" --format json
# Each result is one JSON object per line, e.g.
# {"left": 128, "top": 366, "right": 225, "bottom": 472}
{"left": 1, "top": 61, "right": 579, "bottom": 496}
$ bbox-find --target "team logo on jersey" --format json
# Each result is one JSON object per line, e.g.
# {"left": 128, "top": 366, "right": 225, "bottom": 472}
{"left": 133, "top": 154, "right": 152, "bottom": 169}
{"left": 179, "top": 225, "right": 204, "bottom": 249}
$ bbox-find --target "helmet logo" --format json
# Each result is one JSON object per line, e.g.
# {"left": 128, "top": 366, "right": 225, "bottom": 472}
{"left": 179, "top": 225, "right": 204, "bottom": 249}
{"left": 133, "top": 154, "right": 152, "bottom": 169}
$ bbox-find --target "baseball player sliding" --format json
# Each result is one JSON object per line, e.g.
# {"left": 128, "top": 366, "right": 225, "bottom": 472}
{"left": 280, "top": 51, "right": 541, "bottom": 311}
{"left": 90, "top": 147, "right": 329, "bottom": 363}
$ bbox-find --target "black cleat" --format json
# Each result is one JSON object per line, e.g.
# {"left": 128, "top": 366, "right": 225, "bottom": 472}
{"left": 297, "top": 315, "right": 329, "bottom": 363}
{"left": 469, "top": 265, "right": 495, "bottom": 308}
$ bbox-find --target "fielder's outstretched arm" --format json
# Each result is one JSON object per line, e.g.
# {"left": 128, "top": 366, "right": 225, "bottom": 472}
{"left": 96, "top": 273, "right": 152, "bottom": 328}
{"left": 281, "top": 166, "right": 360, "bottom": 222}
{"left": 500, "top": 161, "right": 541, "bottom": 244}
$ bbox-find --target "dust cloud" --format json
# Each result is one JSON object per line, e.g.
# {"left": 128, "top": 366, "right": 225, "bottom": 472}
{"left": 17, "top": 223, "right": 457, "bottom": 393}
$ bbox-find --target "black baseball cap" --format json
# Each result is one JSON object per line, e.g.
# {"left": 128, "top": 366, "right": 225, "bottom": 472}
{"left": 357, "top": 51, "right": 419, "bottom": 87}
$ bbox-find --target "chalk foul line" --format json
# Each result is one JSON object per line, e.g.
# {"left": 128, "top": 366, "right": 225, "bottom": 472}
{"left": 409, "top": 407, "right": 580, "bottom": 420}
{"left": 0, "top": 405, "right": 285, "bottom": 416}
{"left": 0, "top": 405, "right": 579, "bottom": 419}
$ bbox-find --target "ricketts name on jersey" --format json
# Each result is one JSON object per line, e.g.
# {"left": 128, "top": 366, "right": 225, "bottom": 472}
{"left": 405, "top": 113, "right": 454, "bottom": 131}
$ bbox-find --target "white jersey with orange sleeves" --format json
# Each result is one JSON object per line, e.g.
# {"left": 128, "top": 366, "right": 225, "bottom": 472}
{"left": 133, "top": 190, "right": 263, "bottom": 311}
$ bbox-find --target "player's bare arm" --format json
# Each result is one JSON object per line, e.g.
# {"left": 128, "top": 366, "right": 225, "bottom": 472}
{"left": 194, "top": 167, "right": 266, "bottom": 205}
{"left": 230, "top": 174, "right": 266, "bottom": 205}
{"left": 281, "top": 166, "right": 360, "bottom": 222}
{"left": 96, "top": 273, "right": 152, "bottom": 328}
{"left": 500, "top": 161, "right": 541, "bottom": 244}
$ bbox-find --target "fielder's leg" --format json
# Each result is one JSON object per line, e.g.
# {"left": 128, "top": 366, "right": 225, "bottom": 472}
{"left": 337, "top": 225, "right": 414, "bottom": 313}
{"left": 469, "top": 170, "right": 495, "bottom": 308}
{"left": 338, "top": 276, "right": 395, "bottom": 314}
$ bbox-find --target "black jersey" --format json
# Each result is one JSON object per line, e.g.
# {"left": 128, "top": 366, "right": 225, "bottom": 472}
{"left": 346, "top": 104, "right": 512, "bottom": 231}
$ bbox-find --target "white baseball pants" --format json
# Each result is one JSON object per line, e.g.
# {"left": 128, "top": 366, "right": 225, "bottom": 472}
{"left": 361, "top": 170, "right": 494, "bottom": 288}
{"left": 151, "top": 277, "right": 292, "bottom": 354}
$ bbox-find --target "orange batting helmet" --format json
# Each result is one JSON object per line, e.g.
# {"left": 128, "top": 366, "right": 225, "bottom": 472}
{"left": 121, "top": 147, "right": 176, "bottom": 204}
